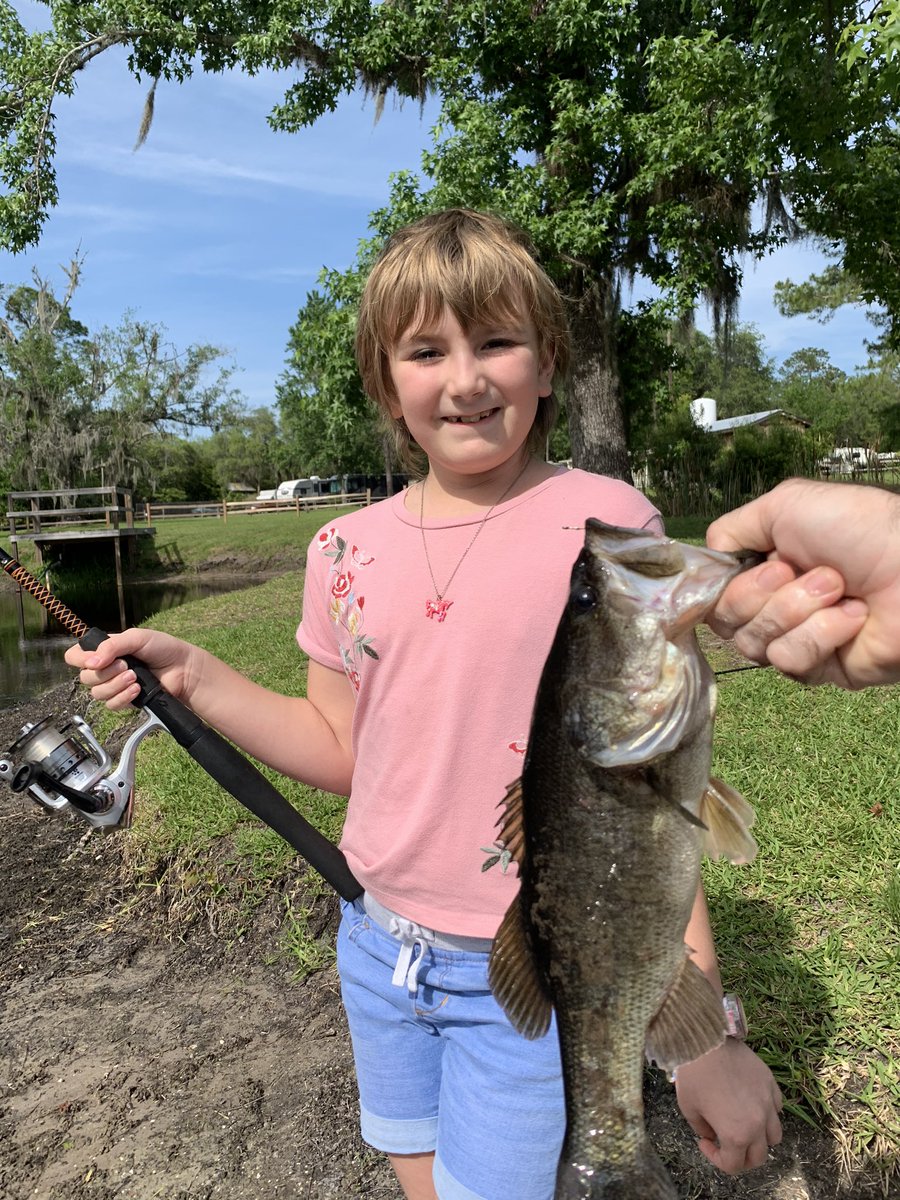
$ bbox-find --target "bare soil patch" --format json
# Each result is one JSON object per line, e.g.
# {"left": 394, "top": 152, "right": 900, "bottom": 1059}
{"left": 0, "top": 686, "right": 892, "bottom": 1200}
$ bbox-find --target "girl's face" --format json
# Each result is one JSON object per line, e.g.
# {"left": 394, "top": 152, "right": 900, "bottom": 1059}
{"left": 387, "top": 306, "right": 554, "bottom": 484}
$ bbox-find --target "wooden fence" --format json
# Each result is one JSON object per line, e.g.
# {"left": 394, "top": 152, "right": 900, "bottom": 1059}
{"left": 143, "top": 491, "right": 371, "bottom": 523}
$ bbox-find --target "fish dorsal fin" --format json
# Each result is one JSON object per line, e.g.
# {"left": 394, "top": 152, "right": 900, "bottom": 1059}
{"left": 490, "top": 778, "right": 553, "bottom": 1039}
{"left": 701, "top": 776, "right": 758, "bottom": 865}
{"left": 489, "top": 897, "right": 553, "bottom": 1040}
{"left": 496, "top": 777, "right": 526, "bottom": 866}
{"left": 644, "top": 953, "right": 727, "bottom": 1073}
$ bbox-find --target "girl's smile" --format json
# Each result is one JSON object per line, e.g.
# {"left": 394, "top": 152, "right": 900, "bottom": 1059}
{"left": 443, "top": 408, "right": 500, "bottom": 425}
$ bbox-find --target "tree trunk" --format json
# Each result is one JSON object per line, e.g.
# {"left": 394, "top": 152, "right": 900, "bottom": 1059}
{"left": 566, "top": 281, "right": 632, "bottom": 483}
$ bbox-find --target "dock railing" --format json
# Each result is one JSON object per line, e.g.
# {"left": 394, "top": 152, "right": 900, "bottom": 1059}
{"left": 7, "top": 486, "right": 136, "bottom": 541}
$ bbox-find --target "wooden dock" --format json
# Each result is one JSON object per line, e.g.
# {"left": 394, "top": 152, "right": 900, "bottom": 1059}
{"left": 6, "top": 487, "right": 155, "bottom": 631}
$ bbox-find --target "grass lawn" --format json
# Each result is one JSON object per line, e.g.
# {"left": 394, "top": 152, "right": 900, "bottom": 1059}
{"left": 80, "top": 505, "right": 898, "bottom": 1187}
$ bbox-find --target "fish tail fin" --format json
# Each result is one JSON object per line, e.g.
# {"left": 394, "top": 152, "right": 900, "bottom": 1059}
{"left": 701, "top": 775, "right": 758, "bottom": 865}
{"left": 555, "top": 1144, "right": 678, "bottom": 1198}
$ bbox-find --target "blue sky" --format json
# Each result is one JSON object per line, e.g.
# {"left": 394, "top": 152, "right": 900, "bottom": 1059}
{"left": 0, "top": 6, "right": 882, "bottom": 416}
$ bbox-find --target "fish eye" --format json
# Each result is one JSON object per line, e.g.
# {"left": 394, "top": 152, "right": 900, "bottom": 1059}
{"left": 571, "top": 585, "right": 597, "bottom": 615}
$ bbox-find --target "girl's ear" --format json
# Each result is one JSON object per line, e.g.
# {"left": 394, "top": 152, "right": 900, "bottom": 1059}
{"left": 538, "top": 353, "right": 555, "bottom": 398}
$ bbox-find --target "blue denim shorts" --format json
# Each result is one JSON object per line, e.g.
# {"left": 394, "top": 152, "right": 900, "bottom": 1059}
{"left": 337, "top": 896, "right": 565, "bottom": 1200}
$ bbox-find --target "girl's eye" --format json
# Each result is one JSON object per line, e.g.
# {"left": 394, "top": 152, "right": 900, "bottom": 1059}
{"left": 483, "top": 337, "right": 515, "bottom": 351}
{"left": 410, "top": 348, "right": 441, "bottom": 361}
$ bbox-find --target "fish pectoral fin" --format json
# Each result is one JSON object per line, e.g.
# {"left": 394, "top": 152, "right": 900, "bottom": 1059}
{"left": 495, "top": 777, "right": 526, "bottom": 865}
{"left": 488, "top": 898, "right": 553, "bottom": 1040}
{"left": 701, "top": 776, "right": 758, "bottom": 865}
{"left": 644, "top": 955, "right": 727, "bottom": 1074}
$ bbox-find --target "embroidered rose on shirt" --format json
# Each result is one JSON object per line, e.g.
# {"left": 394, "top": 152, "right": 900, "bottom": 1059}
{"left": 332, "top": 571, "right": 354, "bottom": 600}
{"left": 317, "top": 528, "right": 378, "bottom": 687}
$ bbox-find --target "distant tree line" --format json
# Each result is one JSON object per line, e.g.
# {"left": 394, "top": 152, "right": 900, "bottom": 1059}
{"left": 3, "top": 264, "right": 897, "bottom": 509}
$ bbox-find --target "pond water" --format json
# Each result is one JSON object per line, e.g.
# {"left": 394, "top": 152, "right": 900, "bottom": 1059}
{"left": 0, "top": 575, "right": 258, "bottom": 710}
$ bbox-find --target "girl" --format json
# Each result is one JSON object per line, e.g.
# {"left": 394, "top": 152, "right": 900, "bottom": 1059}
{"left": 68, "top": 209, "right": 782, "bottom": 1200}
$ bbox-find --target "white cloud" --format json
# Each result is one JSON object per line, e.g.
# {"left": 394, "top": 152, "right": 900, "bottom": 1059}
{"left": 61, "top": 140, "right": 397, "bottom": 202}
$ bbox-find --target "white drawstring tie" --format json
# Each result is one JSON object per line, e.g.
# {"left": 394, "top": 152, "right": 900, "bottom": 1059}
{"left": 387, "top": 916, "right": 433, "bottom": 991}
{"left": 361, "top": 892, "right": 494, "bottom": 998}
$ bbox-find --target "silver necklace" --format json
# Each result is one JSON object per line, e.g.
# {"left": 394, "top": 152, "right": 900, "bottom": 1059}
{"left": 419, "top": 459, "right": 531, "bottom": 622}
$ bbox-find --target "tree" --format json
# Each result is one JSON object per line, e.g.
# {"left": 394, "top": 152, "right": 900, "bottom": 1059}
{"left": 3, "top": 2, "right": 900, "bottom": 479}
{"left": 278, "top": 270, "right": 396, "bottom": 479}
{"left": 0, "top": 263, "right": 243, "bottom": 491}
{"left": 137, "top": 432, "right": 220, "bottom": 502}
{"left": 773, "top": 263, "right": 890, "bottom": 352}
{"left": 773, "top": 345, "right": 900, "bottom": 448}
{"left": 668, "top": 324, "right": 776, "bottom": 420}
{"left": 201, "top": 407, "right": 288, "bottom": 492}
{"left": 0, "top": 263, "right": 100, "bottom": 490}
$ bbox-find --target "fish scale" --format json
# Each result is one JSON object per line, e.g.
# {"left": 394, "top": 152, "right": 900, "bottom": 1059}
{"left": 489, "top": 519, "right": 759, "bottom": 1198}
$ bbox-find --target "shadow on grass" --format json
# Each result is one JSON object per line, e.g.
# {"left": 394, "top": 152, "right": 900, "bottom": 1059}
{"left": 640, "top": 892, "right": 894, "bottom": 1197}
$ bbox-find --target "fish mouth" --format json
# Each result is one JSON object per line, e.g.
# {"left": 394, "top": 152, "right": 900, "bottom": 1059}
{"left": 443, "top": 408, "right": 499, "bottom": 425}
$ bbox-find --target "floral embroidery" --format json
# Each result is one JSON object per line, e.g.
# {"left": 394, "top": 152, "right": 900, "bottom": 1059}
{"left": 480, "top": 841, "right": 513, "bottom": 874}
{"left": 317, "top": 527, "right": 378, "bottom": 689}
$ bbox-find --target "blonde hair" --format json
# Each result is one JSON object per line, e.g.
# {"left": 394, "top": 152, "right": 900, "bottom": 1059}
{"left": 355, "top": 208, "right": 570, "bottom": 472}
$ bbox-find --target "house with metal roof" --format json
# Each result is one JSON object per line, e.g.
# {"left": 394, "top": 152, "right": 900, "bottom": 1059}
{"left": 690, "top": 397, "right": 811, "bottom": 444}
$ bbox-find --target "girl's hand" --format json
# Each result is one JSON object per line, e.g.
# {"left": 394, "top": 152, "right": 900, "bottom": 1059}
{"left": 675, "top": 1038, "right": 783, "bottom": 1175}
{"left": 707, "top": 478, "right": 900, "bottom": 689}
{"left": 64, "top": 628, "right": 198, "bottom": 711}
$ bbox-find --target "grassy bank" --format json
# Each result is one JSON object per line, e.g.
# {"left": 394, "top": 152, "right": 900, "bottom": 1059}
{"left": 80, "top": 507, "right": 898, "bottom": 1187}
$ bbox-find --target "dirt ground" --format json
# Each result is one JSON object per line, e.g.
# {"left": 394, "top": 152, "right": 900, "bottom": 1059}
{"left": 0, "top": 685, "right": 894, "bottom": 1200}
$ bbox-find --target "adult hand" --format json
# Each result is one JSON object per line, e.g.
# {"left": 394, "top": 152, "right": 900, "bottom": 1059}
{"left": 706, "top": 478, "right": 900, "bottom": 688}
{"left": 64, "top": 627, "right": 199, "bottom": 711}
{"left": 675, "top": 1038, "right": 783, "bottom": 1174}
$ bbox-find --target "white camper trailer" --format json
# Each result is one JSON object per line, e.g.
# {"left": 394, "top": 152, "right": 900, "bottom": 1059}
{"left": 275, "top": 477, "right": 322, "bottom": 500}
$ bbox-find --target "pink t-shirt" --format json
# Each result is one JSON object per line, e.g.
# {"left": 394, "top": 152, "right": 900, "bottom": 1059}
{"left": 297, "top": 467, "right": 661, "bottom": 937}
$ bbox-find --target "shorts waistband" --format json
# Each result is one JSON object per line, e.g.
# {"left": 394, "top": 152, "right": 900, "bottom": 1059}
{"left": 361, "top": 893, "right": 494, "bottom": 955}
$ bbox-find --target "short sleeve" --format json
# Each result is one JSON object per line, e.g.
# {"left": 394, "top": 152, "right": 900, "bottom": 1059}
{"left": 296, "top": 533, "right": 344, "bottom": 671}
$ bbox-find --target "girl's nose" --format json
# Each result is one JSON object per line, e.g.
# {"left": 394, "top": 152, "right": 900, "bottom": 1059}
{"left": 447, "top": 349, "right": 486, "bottom": 399}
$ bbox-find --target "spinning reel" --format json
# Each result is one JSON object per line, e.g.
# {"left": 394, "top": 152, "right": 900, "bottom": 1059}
{"left": 0, "top": 709, "right": 164, "bottom": 830}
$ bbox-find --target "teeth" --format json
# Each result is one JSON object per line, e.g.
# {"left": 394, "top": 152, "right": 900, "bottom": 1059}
{"left": 448, "top": 410, "right": 493, "bottom": 423}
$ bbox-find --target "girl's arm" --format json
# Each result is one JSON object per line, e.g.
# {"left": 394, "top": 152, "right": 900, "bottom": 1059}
{"left": 673, "top": 885, "right": 783, "bottom": 1175}
{"left": 65, "top": 628, "right": 356, "bottom": 797}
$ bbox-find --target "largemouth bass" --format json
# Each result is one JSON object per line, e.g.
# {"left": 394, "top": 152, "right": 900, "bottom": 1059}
{"left": 489, "top": 519, "right": 760, "bottom": 1199}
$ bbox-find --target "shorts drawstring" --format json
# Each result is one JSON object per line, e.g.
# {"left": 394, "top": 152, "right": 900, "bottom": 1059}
{"left": 387, "top": 919, "right": 431, "bottom": 991}
{"left": 362, "top": 893, "right": 494, "bottom": 998}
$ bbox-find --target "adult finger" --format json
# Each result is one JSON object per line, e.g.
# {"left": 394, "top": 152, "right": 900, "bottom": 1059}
{"left": 725, "top": 566, "right": 846, "bottom": 663}
{"left": 708, "top": 560, "right": 798, "bottom": 640}
{"left": 706, "top": 491, "right": 783, "bottom": 556}
{"left": 763, "top": 600, "right": 869, "bottom": 686}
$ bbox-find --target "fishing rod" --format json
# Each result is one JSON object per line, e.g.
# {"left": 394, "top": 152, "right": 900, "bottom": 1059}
{"left": 0, "top": 546, "right": 363, "bottom": 901}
